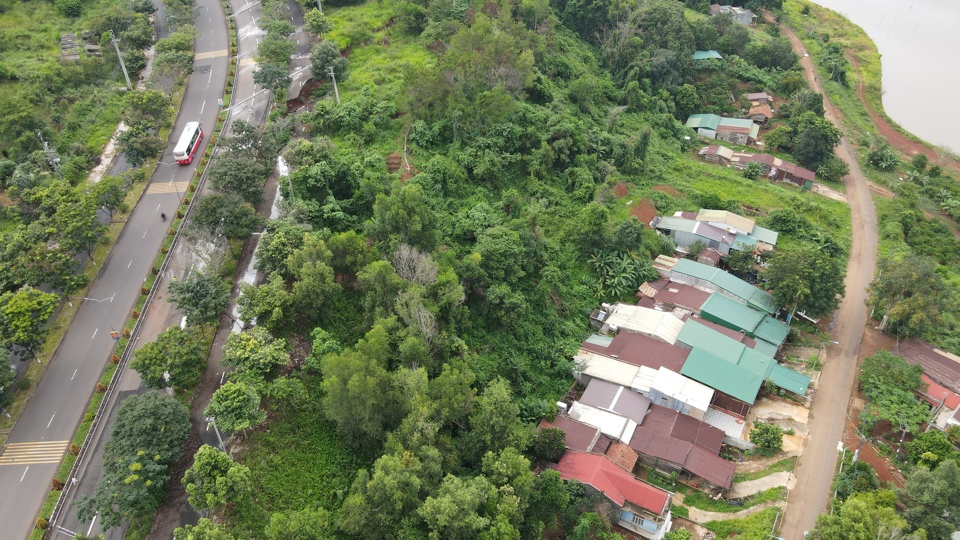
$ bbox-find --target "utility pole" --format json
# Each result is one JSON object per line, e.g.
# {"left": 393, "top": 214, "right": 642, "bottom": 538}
{"left": 36, "top": 132, "right": 64, "bottom": 181}
{"left": 109, "top": 31, "right": 133, "bottom": 90}
{"left": 327, "top": 66, "right": 340, "bottom": 104}
{"left": 316, "top": 0, "right": 322, "bottom": 12}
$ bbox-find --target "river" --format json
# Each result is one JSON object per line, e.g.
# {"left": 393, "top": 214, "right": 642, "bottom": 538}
{"left": 808, "top": 0, "right": 960, "bottom": 152}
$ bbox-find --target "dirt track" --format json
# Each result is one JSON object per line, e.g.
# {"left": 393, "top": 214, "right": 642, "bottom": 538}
{"left": 777, "top": 21, "right": 879, "bottom": 540}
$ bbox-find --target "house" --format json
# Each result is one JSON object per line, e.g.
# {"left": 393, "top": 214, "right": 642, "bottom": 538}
{"left": 652, "top": 216, "right": 738, "bottom": 255}
{"left": 699, "top": 145, "right": 734, "bottom": 166}
{"left": 669, "top": 258, "right": 777, "bottom": 315}
{"left": 729, "top": 151, "right": 815, "bottom": 189}
{"left": 580, "top": 330, "right": 691, "bottom": 374}
{"left": 538, "top": 415, "right": 607, "bottom": 453}
{"left": 554, "top": 451, "right": 674, "bottom": 539}
{"left": 745, "top": 92, "right": 773, "bottom": 105}
{"left": 696, "top": 209, "right": 755, "bottom": 236}
{"left": 716, "top": 118, "right": 760, "bottom": 145}
{"left": 699, "top": 292, "right": 792, "bottom": 348}
{"left": 748, "top": 103, "right": 774, "bottom": 125}
{"left": 916, "top": 374, "right": 960, "bottom": 431}
{"left": 897, "top": 339, "right": 960, "bottom": 394}
{"left": 710, "top": 4, "right": 757, "bottom": 25}
{"left": 600, "top": 303, "right": 686, "bottom": 344}
{"left": 698, "top": 248, "right": 723, "bottom": 267}
{"left": 652, "top": 254, "right": 680, "bottom": 277}
{"left": 686, "top": 115, "right": 760, "bottom": 144}
{"left": 692, "top": 50, "right": 723, "bottom": 61}
{"left": 644, "top": 281, "right": 712, "bottom": 314}
{"left": 562, "top": 378, "right": 736, "bottom": 489}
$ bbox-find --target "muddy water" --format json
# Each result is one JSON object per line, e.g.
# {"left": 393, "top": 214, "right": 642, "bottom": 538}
{"left": 808, "top": 0, "right": 960, "bottom": 152}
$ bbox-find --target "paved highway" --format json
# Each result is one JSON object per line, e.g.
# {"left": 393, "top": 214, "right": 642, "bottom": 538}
{"left": 0, "top": 0, "right": 229, "bottom": 536}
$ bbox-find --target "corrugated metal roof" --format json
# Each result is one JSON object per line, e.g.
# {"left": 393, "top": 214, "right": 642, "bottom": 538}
{"left": 655, "top": 216, "right": 698, "bottom": 234}
{"left": 655, "top": 283, "right": 711, "bottom": 311}
{"left": 676, "top": 319, "right": 748, "bottom": 364}
{"left": 750, "top": 225, "right": 779, "bottom": 245}
{"left": 585, "top": 334, "right": 614, "bottom": 347}
{"left": 684, "top": 446, "right": 736, "bottom": 488}
{"left": 686, "top": 114, "right": 721, "bottom": 131}
{"left": 768, "top": 363, "right": 811, "bottom": 395}
{"left": 632, "top": 365, "right": 659, "bottom": 394}
{"left": 604, "top": 304, "right": 685, "bottom": 345}
{"left": 696, "top": 210, "right": 755, "bottom": 235}
{"left": 692, "top": 50, "right": 723, "bottom": 60}
{"left": 569, "top": 402, "right": 638, "bottom": 442}
{"left": 651, "top": 367, "right": 714, "bottom": 413}
{"left": 579, "top": 332, "right": 690, "bottom": 373}
{"left": 733, "top": 235, "right": 757, "bottom": 250}
{"left": 692, "top": 221, "right": 730, "bottom": 243}
{"left": 754, "top": 316, "right": 791, "bottom": 347}
{"left": 670, "top": 259, "right": 776, "bottom": 314}
{"left": 538, "top": 416, "right": 601, "bottom": 453}
{"left": 701, "top": 292, "right": 765, "bottom": 333}
{"left": 680, "top": 348, "right": 764, "bottom": 404}
{"left": 752, "top": 339, "right": 779, "bottom": 357}
{"left": 580, "top": 379, "right": 652, "bottom": 424}
{"left": 718, "top": 118, "right": 760, "bottom": 138}
{"left": 554, "top": 451, "right": 671, "bottom": 514}
{"left": 576, "top": 352, "right": 640, "bottom": 388}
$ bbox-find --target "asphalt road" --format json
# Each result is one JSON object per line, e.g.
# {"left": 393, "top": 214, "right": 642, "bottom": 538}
{"left": 778, "top": 22, "right": 879, "bottom": 539}
{"left": 0, "top": 1, "right": 229, "bottom": 537}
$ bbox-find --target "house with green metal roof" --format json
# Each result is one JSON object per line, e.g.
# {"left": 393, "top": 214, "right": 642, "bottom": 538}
{"left": 686, "top": 114, "right": 721, "bottom": 133}
{"left": 676, "top": 320, "right": 810, "bottom": 404}
{"left": 692, "top": 50, "right": 723, "bottom": 61}
{"left": 669, "top": 259, "right": 777, "bottom": 314}
{"left": 699, "top": 293, "right": 791, "bottom": 348}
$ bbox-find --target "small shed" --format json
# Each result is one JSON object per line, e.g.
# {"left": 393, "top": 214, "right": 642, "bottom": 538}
{"left": 692, "top": 50, "right": 723, "bottom": 61}
{"left": 699, "top": 145, "right": 735, "bottom": 166}
{"left": 603, "top": 304, "right": 686, "bottom": 345}
{"left": 745, "top": 92, "right": 773, "bottom": 105}
{"left": 697, "top": 248, "right": 723, "bottom": 267}
{"left": 748, "top": 103, "right": 774, "bottom": 125}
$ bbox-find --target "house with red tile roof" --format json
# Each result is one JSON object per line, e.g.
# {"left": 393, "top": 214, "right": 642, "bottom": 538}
{"left": 554, "top": 451, "right": 674, "bottom": 539}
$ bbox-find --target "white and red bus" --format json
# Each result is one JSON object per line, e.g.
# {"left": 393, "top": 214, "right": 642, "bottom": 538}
{"left": 173, "top": 121, "right": 203, "bottom": 164}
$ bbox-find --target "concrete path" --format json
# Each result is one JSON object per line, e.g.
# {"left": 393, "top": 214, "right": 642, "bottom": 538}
{"left": 676, "top": 494, "right": 786, "bottom": 524}
{"left": 727, "top": 471, "right": 795, "bottom": 498}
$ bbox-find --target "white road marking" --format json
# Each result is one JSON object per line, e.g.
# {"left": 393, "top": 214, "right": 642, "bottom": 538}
{"left": 87, "top": 513, "right": 99, "bottom": 536}
{"left": 19, "top": 467, "right": 28, "bottom": 482}
{"left": 143, "top": 230, "right": 148, "bottom": 238}
{"left": 200, "top": 100, "right": 206, "bottom": 115}
{"left": 92, "top": 328, "right": 98, "bottom": 339}
{"left": 127, "top": 260, "right": 133, "bottom": 269}
{"left": 208, "top": 68, "right": 213, "bottom": 84}
{"left": 47, "top": 412, "right": 56, "bottom": 428}
{"left": 71, "top": 369, "right": 77, "bottom": 381}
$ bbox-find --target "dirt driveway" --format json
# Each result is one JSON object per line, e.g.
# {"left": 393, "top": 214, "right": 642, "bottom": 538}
{"left": 777, "top": 20, "right": 880, "bottom": 540}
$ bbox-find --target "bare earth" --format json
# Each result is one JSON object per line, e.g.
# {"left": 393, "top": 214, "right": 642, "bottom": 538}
{"left": 777, "top": 20, "right": 880, "bottom": 540}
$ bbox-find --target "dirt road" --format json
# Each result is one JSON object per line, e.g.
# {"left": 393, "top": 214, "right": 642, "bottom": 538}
{"left": 778, "top": 22, "right": 879, "bottom": 540}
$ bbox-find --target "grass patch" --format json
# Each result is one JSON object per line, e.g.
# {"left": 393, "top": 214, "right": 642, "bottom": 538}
{"left": 704, "top": 506, "right": 780, "bottom": 537}
{"left": 684, "top": 486, "right": 785, "bottom": 514}
{"left": 228, "top": 381, "right": 369, "bottom": 536}
{"left": 671, "top": 504, "right": 689, "bottom": 519}
{"left": 733, "top": 457, "right": 798, "bottom": 483}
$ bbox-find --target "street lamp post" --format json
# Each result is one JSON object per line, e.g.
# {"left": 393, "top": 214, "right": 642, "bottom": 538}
{"left": 83, "top": 294, "right": 118, "bottom": 338}
{"left": 155, "top": 160, "right": 183, "bottom": 202}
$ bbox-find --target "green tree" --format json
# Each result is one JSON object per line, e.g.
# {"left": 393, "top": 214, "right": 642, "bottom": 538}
{"left": 673, "top": 84, "right": 700, "bottom": 120}
{"left": 0, "top": 286, "right": 59, "bottom": 361}
{"left": 266, "top": 507, "right": 336, "bottom": 540}
{"left": 742, "top": 161, "right": 765, "bottom": 180}
{"left": 118, "top": 121, "right": 164, "bottom": 167}
{"left": 869, "top": 254, "right": 950, "bottom": 338}
{"left": 764, "top": 245, "right": 845, "bottom": 319}
{"left": 468, "top": 378, "right": 532, "bottom": 461}
{"left": 205, "top": 381, "right": 268, "bottom": 435}
{"left": 173, "top": 519, "right": 236, "bottom": 540}
{"left": 253, "top": 63, "right": 292, "bottom": 94}
{"left": 749, "top": 422, "right": 783, "bottom": 451}
{"left": 905, "top": 430, "right": 956, "bottom": 469}
{"left": 125, "top": 89, "right": 173, "bottom": 128}
{"left": 368, "top": 182, "right": 438, "bottom": 252}
{"left": 55, "top": 194, "right": 106, "bottom": 257}
{"left": 221, "top": 326, "right": 288, "bottom": 382}
{"left": 726, "top": 247, "right": 756, "bottom": 274}
{"left": 531, "top": 427, "right": 566, "bottom": 463}
{"left": 189, "top": 194, "right": 265, "bottom": 240}
{"left": 304, "top": 9, "right": 333, "bottom": 37}
{"left": 237, "top": 273, "right": 295, "bottom": 334}
{"left": 0, "top": 358, "right": 15, "bottom": 408}
{"left": 900, "top": 460, "right": 960, "bottom": 540}
{"left": 182, "top": 444, "right": 252, "bottom": 511}
{"left": 763, "top": 125, "right": 793, "bottom": 151}
{"left": 310, "top": 40, "right": 348, "bottom": 82}
{"left": 77, "top": 392, "right": 190, "bottom": 529}
{"left": 858, "top": 351, "right": 929, "bottom": 435}
{"left": 810, "top": 491, "right": 918, "bottom": 540}
{"left": 257, "top": 33, "right": 296, "bottom": 65}
{"left": 320, "top": 349, "right": 399, "bottom": 447}
{"left": 255, "top": 220, "right": 307, "bottom": 278}
{"left": 817, "top": 156, "right": 851, "bottom": 183}
{"left": 130, "top": 327, "right": 206, "bottom": 391}
{"left": 475, "top": 226, "right": 527, "bottom": 284}
{"left": 208, "top": 152, "right": 269, "bottom": 205}
{"left": 168, "top": 273, "right": 231, "bottom": 333}
{"left": 89, "top": 174, "right": 127, "bottom": 217}
{"left": 418, "top": 474, "right": 494, "bottom": 540}
{"left": 792, "top": 111, "right": 841, "bottom": 170}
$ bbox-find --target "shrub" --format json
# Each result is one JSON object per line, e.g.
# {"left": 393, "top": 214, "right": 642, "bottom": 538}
{"left": 55, "top": 0, "right": 82, "bottom": 17}
{"left": 96, "top": 383, "right": 107, "bottom": 393}
{"left": 51, "top": 479, "right": 64, "bottom": 490}
{"left": 35, "top": 517, "right": 48, "bottom": 530}
{"left": 750, "top": 422, "right": 783, "bottom": 451}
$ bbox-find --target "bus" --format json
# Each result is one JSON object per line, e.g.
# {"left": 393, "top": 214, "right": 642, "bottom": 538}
{"left": 173, "top": 121, "right": 203, "bottom": 164}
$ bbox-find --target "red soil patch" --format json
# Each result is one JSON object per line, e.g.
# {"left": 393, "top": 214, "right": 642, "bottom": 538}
{"left": 614, "top": 181, "right": 629, "bottom": 198}
{"left": 386, "top": 153, "right": 403, "bottom": 173}
{"left": 652, "top": 185, "right": 682, "bottom": 197}
{"left": 285, "top": 79, "right": 321, "bottom": 114}
{"left": 631, "top": 199, "right": 657, "bottom": 228}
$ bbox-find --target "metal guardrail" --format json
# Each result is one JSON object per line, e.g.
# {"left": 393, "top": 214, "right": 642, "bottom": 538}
{"left": 44, "top": 3, "right": 246, "bottom": 535}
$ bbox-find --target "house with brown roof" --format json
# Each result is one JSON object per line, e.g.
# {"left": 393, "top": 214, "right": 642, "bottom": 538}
{"left": 699, "top": 145, "right": 734, "bottom": 166}
{"left": 554, "top": 451, "right": 674, "bottom": 539}
{"left": 745, "top": 92, "right": 773, "bottom": 105}
{"left": 747, "top": 103, "right": 774, "bottom": 125}
{"left": 897, "top": 339, "right": 960, "bottom": 394}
